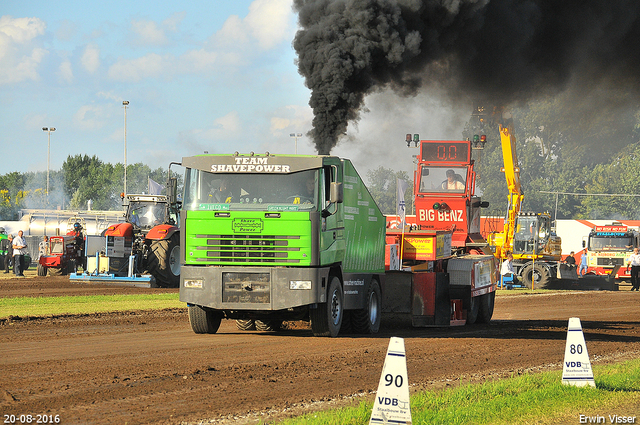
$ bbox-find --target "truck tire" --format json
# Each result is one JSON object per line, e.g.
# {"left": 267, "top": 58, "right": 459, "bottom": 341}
{"left": 148, "top": 234, "right": 180, "bottom": 288}
{"left": 310, "top": 276, "right": 343, "bottom": 337}
{"left": 189, "top": 305, "right": 222, "bottom": 334}
{"left": 352, "top": 278, "right": 381, "bottom": 334}
{"left": 236, "top": 319, "right": 256, "bottom": 331}
{"left": 37, "top": 263, "right": 47, "bottom": 276}
{"left": 521, "top": 263, "right": 551, "bottom": 289}
{"left": 466, "top": 295, "right": 480, "bottom": 325}
{"left": 255, "top": 320, "right": 282, "bottom": 332}
{"left": 476, "top": 291, "right": 495, "bottom": 324}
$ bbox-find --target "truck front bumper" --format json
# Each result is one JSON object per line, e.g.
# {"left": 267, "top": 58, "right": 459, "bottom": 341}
{"left": 179, "top": 265, "right": 331, "bottom": 311}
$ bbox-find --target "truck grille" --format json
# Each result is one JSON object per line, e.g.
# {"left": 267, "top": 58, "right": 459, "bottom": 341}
{"left": 195, "top": 234, "right": 301, "bottom": 263}
{"left": 597, "top": 257, "right": 624, "bottom": 266}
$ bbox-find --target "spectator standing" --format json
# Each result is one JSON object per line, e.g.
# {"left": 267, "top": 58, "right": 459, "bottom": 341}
{"left": 578, "top": 249, "right": 588, "bottom": 277}
{"left": 3, "top": 234, "right": 13, "bottom": 273}
{"left": 626, "top": 247, "right": 640, "bottom": 291}
{"left": 12, "top": 230, "right": 28, "bottom": 277}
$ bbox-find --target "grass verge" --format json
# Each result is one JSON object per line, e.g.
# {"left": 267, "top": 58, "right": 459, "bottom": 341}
{"left": 0, "top": 293, "right": 182, "bottom": 318}
{"left": 276, "top": 359, "right": 640, "bottom": 424}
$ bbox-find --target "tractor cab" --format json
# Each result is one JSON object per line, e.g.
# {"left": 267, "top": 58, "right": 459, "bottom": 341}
{"left": 124, "top": 194, "right": 178, "bottom": 231}
{"left": 411, "top": 138, "right": 488, "bottom": 252}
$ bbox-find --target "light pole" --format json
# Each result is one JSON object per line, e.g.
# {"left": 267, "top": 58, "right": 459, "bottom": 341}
{"left": 42, "top": 127, "right": 56, "bottom": 203}
{"left": 289, "top": 133, "right": 302, "bottom": 154}
{"left": 122, "top": 101, "right": 129, "bottom": 195}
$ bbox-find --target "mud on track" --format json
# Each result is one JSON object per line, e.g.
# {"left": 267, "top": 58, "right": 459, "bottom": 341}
{"left": 1, "top": 274, "right": 640, "bottom": 424}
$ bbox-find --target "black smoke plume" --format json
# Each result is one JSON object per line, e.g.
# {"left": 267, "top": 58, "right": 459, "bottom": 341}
{"left": 293, "top": 0, "right": 640, "bottom": 154}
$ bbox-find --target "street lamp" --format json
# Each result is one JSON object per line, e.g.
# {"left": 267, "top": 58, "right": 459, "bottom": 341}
{"left": 122, "top": 101, "right": 129, "bottom": 195}
{"left": 289, "top": 133, "right": 302, "bottom": 154}
{"left": 42, "top": 127, "right": 56, "bottom": 203}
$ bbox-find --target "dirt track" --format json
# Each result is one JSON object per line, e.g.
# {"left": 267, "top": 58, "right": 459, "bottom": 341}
{"left": 1, "top": 274, "right": 640, "bottom": 424}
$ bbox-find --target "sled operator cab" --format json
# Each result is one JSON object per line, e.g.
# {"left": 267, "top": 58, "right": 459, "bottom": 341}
{"left": 411, "top": 137, "right": 489, "bottom": 253}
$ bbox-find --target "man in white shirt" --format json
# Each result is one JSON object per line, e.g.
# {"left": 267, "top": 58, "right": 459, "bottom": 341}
{"left": 626, "top": 247, "right": 640, "bottom": 291}
{"left": 12, "top": 230, "right": 28, "bottom": 277}
{"left": 441, "top": 169, "right": 465, "bottom": 191}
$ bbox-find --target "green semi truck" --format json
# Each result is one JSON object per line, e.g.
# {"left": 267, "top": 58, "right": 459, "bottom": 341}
{"left": 179, "top": 149, "right": 497, "bottom": 337}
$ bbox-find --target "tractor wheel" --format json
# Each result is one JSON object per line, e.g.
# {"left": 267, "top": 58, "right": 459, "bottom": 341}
{"left": 236, "top": 319, "right": 256, "bottom": 331}
{"left": 310, "top": 276, "right": 343, "bottom": 337}
{"left": 48, "top": 267, "right": 63, "bottom": 276}
{"left": 466, "top": 295, "right": 480, "bottom": 325}
{"left": 351, "top": 278, "right": 381, "bottom": 334}
{"left": 147, "top": 234, "right": 180, "bottom": 288}
{"left": 255, "top": 319, "right": 282, "bottom": 332}
{"left": 188, "top": 305, "right": 222, "bottom": 334}
{"left": 37, "top": 263, "right": 47, "bottom": 276}
{"left": 521, "top": 263, "right": 551, "bottom": 289}
{"left": 476, "top": 291, "right": 496, "bottom": 324}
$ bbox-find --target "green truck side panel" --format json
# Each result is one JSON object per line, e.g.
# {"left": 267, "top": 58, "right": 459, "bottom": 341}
{"left": 184, "top": 211, "right": 312, "bottom": 267}
{"left": 340, "top": 159, "right": 386, "bottom": 274}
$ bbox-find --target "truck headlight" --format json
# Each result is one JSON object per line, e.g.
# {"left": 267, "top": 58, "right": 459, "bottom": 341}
{"left": 289, "top": 280, "right": 312, "bottom": 290}
{"left": 183, "top": 278, "right": 204, "bottom": 289}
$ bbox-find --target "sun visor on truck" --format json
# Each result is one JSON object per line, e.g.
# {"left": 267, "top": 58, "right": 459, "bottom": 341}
{"left": 182, "top": 154, "right": 327, "bottom": 174}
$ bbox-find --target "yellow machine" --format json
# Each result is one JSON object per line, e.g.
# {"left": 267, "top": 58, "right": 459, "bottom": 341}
{"left": 484, "top": 119, "right": 562, "bottom": 288}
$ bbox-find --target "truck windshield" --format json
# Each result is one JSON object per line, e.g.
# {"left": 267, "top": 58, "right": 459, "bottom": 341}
{"left": 418, "top": 166, "right": 466, "bottom": 193}
{"left": 183, "top": 169, "right": 318, "bottom": 211}
{"left": 589, "top": 236, "right": 633, "bottom": 251}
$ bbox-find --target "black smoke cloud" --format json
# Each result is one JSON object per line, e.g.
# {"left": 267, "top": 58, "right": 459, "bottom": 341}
{"left": 293, "top": 0, "right": 640, "bottom": 154}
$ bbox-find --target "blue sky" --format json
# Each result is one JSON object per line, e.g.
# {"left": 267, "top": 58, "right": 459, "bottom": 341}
{"left": 0, "top": 0, "right": 468, "bottom": 181}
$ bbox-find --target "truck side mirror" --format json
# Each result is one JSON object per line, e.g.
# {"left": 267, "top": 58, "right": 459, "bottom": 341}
{"left": 480, "top": 201, "right": 489, "bottom": 208}
{"left": 330, "top": 182, "right": 343, "bottom": 204}
{"left": 168, "top": 177, "right": 178, "bottom": 204}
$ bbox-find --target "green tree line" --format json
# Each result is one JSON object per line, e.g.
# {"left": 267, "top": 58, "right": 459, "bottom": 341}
{"left": 0, "top": 155, "right": 173, "bottom": 220}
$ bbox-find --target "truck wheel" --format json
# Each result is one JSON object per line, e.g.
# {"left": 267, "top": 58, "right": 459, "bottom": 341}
{"left": 310, "top": 276, "right": 343, "bottom": 337}
{"left": 148, "top": 234, "right": 180, "bottom": 288}
{"left": 189, "top": 305, "right": 222, "bottom": 334}
{"left": 37, "top": 263, "right": 47, "bottom": 276}
{"left": 476, "top": 291, "right": 495, "bottom": 324}
{"left": 521, "top": 263, "right": 550, "bottom": 289}
{"left": 236, "top": 319, "right": 256, "bottom": 331}
{"left": 466, "top": 295, "right": 480, "bottom": 325}
{"left": 352, "top": 278, "right": 381, "bottom": 334}
{"left": 255, "top": 320, "right": 282, "bottom": 332}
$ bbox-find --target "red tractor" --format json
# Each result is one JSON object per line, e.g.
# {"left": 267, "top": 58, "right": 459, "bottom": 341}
{"left": 103, "top": 193, "right": 180, "bottom": 287}
{"left": 38, "top": 223, "right": 85, "bottom": 276}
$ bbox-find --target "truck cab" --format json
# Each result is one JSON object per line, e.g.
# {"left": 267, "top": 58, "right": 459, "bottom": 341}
{"left": 179, "top": 153, "right": 386, "bottom": 337}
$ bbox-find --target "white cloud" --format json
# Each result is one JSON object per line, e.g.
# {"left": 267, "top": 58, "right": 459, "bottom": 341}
{"left": 81, "top": 44, "right": 100, "bottom": 74}
{"left": 245, "top": 0, "right": 292, "bottom": 49}
{"left": 0, "top": 47, "right": 47, "bottom": 84}
{"left": 269, "top": 104, "right": 312, "bottom": 135}
{"left": 0, "top": 16, "right": 46, "bottom": 43}
{"left": 58, "top": 60, "right": 73, "bottom": 84}
{"left": 179, "top": 48, "right": 218, "bottom": 73}
{"left": 131, "top": 20, "right": 167, "bottom": 46}
{"left": 73, "top": 104, "right": 107, "bottom": 130}
{"left": 162, "top": 12, "right": 186, "bottom": 33}
{"left": 96, "top": 91, "right": 120, "bottom": 102}
{"left": 0, "top": 16, "right": 47, "bottom": 84}
{"left": 216, "top": 15, "right": 249, "bottom": 47}
{"left": 207, "top": 111, "right": 241, "bottom": 138}
{"left": 107, "top": 53, "right": 167, "bottom": 82}
{"left": 130, "top": 12, "right": 185, "bottom": 47}
{"left": 213, "top": 0, "right": 293, "bottom": 50}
